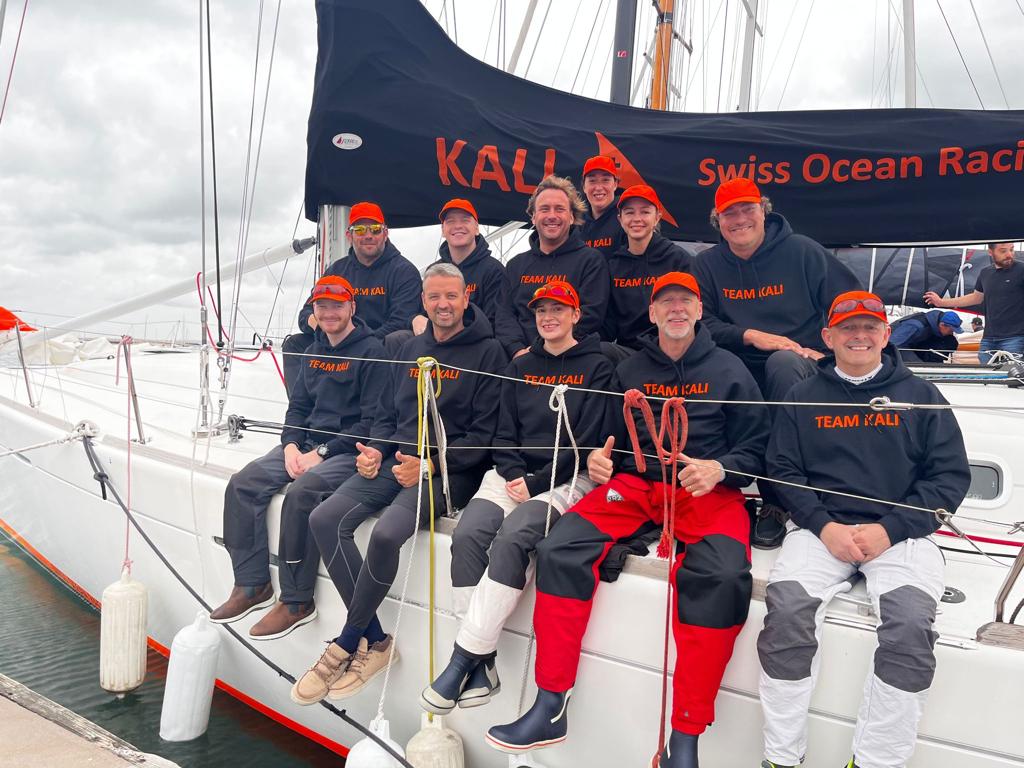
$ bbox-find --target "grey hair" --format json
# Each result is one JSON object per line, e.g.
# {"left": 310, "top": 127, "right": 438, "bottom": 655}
{"left": 709, "top": 196, "right": 772, "bottom": 231}
{"left": 423, "top": 261, "right": 466, "bottom": 288}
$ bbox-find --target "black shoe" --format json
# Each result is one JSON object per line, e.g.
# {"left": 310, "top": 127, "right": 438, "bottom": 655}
{"left": 485, "top": 687, "right": 571, "bottom": 753}
{"left": 752, "top": 503, "right": 788, "bottom": 550}
{"left": 659, "top": 730, "right": 699, "bottom": 767}
{"left": 419, "top": 647, "right": 477, "bottom": 714}
{"left": 458, "top": 655, "right": 500, "bottom": 708}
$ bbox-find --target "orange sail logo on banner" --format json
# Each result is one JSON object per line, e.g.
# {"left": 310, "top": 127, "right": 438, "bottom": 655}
{"left": 595, "top": 131, "right": 678, "bottom": 228}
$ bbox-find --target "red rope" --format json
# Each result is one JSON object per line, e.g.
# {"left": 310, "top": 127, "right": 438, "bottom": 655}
{"left": 115, "top": 336, "right": 134, "bottom": 575}
{"left": 934, "top": 529, "right": 1023, "bottom": 549}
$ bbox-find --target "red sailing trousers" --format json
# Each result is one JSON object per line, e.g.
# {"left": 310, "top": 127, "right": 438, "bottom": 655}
{"left": 533, "top": 472, "right": 752, "bottom": 735}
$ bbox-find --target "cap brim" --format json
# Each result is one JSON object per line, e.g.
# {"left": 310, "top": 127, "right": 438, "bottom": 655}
{"left": 308, "top": 293, "right": 352, "bottom": 305}
{"left": 827, "top": 309, "right": 887, "bottom": 327}
{"left": 529, "top": 295, "right": 579, "bottom": 311}
{"left": 717, "top": 195, "right": 762, "bottom": 212}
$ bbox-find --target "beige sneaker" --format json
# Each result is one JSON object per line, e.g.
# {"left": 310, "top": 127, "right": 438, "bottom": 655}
{"left": 328, "top": 635, "right": 398, "bottom": 700}
{"left": 290, "top": 642, "right": 352, "bottom": 705}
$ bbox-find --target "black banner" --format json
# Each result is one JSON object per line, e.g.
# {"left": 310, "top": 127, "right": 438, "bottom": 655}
{"left": 306, "top": 0, "right": 1024, "bottom": 247}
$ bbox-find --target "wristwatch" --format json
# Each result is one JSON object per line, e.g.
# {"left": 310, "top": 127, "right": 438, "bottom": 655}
{"left": 315, "top": 444, "right": 330, "bottom": 458}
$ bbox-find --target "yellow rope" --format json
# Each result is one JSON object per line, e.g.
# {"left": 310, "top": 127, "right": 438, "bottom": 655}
{"left": 416, "top": 356, "right": 441, "bottom": 722}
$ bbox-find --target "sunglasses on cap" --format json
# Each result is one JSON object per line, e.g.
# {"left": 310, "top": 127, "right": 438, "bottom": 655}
{"left": 311, "top": 283, "right": 353, "bottom": 302}
{"left": 830, "top": 297, "right": 885, "bottom": 317}
{"left": 533, "top": 284, "right": 574, "bottom": 300}
{"left": 348, "top": 223, "right": 384, "bottom": 236}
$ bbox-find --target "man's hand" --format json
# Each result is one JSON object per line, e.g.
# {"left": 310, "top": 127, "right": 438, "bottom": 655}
{"left": 587, "top": 436, "right": 615, "bottom": 485}
{"left": 355, "top": 441, "right": 382, "bottom": 479}
{"left": 922, "top": 291, "right": 944, "bottom": 308}
{"left": 392, "top": 450, "right": 431, "bottom": 488}
{"left": 505, "top": 477, "right": 530, "bottom": 504}
{"left": 804, "top": 348, "right": 825, "bottom": 361}
{"left": 295, "top": 450, "right": 324, "bottom": 475}
{"left": 851, "top": 523, "right": 892, "bottom": 563}
{"left": 677, "top": 454, "right": 724, "bottom": 498}
{"left": 306, "top": 314, "right": 319, "bottom": 330}
{"left": 743, "top": 329, "right": 803, "bottom": 354}
{"left": 820, "top": 522, "right": 866, "bottom": 564}
{"left": 284, "top": 443, "right": 304, "bottom": 479}
{"left": 411, "top": 315, "right": 429, "bottom": 335}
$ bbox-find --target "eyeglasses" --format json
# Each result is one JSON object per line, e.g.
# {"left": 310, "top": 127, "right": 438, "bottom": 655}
{"left": 348, "top": 223, "right": 384, "bottom": 236}
{"left": 312, "top": 284, "right": 353, "bottom": 302}
{"left": 718, "top": 202, "right": 761, "bottom": 220}
{"left": 830, "top": 297, "right": 885, "bottom": 317}
{"left": 533, "top": 284, "right": 575, "bottom": 300}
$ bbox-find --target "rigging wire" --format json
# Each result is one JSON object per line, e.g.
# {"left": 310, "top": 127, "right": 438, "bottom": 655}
{"left": 775, "top": 0, "right": 815, "bottom": 110}
{"left": 870, "top": 0, "right": 878, "bottom": 107}
{"left": 757, "top": 0, "right": 801, "bottom": 103}
{"left": 0, "top": 0, "right": 28, "bottom": 128}
{"left": 967, "top": 0, "right": 1010, "bottom": 109}
{"left": 260, "top": 200, "right": 305, "bottom": 343}
{"left": 571, "top": 0, "right": 607, "bottom": 93}
{"left": 551, "top": 0, "right": 584, "bottom": 88}
{"left": 580, "top": 0, "right": 614, "bottom": 96}
{"left": 934, "top": 0, "right": 986, "bottom": 108}
{"left": 716, "top": 0, "right": 729, "bottom": 112}
{"left": 204, "top": 0, "right": 225, "bottom": 347}
{"left": 483, "top": 0, "right": 499, "bottom": 65}
{"left": 683, "top": 0, "right": 727, "bottom": 97}
{"left": 523, "top": 0, "right": 551, "bottom": 80}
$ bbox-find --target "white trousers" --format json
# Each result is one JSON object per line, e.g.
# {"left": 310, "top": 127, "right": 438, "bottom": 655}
{"left": 757, "top": 528, "right": 944, "bottom": 768}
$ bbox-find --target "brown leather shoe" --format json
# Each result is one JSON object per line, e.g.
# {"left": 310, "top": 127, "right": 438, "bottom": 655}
{"left": 209, "top": 583, "right": 274, "bottom": 624}
{"left": 249, "top": 600, "right": 318, "bottom": 640}
{"left": 290, "top": 642, "right": 352, "bottom": 705}
{"left": 328, "top": 635, "right": 398, "bottom": 700}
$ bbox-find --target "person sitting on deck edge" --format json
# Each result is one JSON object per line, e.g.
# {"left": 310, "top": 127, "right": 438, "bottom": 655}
{"left": 757, "top": 290, "right": 970, "bottom": 768}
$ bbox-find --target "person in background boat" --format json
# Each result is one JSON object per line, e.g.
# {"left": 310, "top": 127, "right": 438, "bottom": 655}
{"left": 758, "top": 290, "right": 969, "bottom": 768}
{"left": 693, "top": 177, "right": 861, "bottom": 550}
{"left": 292, "top": 262, "right": 506, "bottom": 706}
{"left": 924, "top": 242, "right": 1024, "bottom": 365}
{"left": 971, "top": 315, "right": 984, "bottom": 333}
{"left": 281, "top": 201, "right": 420, "bottom": 390}
{"left": 210, "top": 275, "right": 383, "bottom": 640}
{"left": 419, "top": 279, "right": 614, "bottom": 716}
{"left": 603, "top": 183, "right": 691, "bottom": 355}
{"left": 495, "top": 175, "right": 610, "bottom": 359}
{"left": 579, "top": 154, "right": 624, "bottom": 258}
{"left": 487, "top": 272, "right": 769, "bottom": 768}
{"left": 888, "top": 308, "right": 963, "bottom": 363}
{"left": 404, "top": 198, "right": 509, "bottom": 336}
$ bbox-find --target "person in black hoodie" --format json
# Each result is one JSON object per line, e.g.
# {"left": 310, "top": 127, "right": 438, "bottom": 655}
{"left": 758, "top": 291, "right": 969, "bottom": 768}
{"left": 210, "top": 275, "right": 383, "bottom": 641}
{"left": 281, "top": 201, "right": 420, "bottom": 390}
{"left": 419, "top": 279, "right": 614, "bottom": 716}
{"left": 487, "top": 272, "right": 769, "bottom": 768}
{"left": 495, "top": 175, "right": 610, "bottom": 358}
{"left": 604, "top": 183, "right": 692, "bottom": 351}
{"left": 693, "top": 177, "right": 861, "bottom": 547}
{"left": 293, "top": 262, "right": 506, "bottom": 706}
{"left": 579, "top": 154, "right": 624, "bottom": 258}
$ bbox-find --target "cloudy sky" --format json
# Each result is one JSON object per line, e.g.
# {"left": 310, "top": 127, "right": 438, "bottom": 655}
{"left": 0, "top": 0, "right": 1020, "bottom": 342}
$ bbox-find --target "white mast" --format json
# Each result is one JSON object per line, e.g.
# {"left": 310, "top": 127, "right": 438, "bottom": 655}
{"left": 903, "top": 0, "right": 917, "bottom": 108}
{"left": 737, "top": 0, "right": 762, "bottom": 112}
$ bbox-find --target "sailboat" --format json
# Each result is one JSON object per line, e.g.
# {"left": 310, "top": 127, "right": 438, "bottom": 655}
{"left": 2, "top": 1, "right": 1023, "bottom": 766}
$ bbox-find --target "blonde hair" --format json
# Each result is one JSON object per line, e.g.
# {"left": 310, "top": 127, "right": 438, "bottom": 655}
{"left": 526, "top": 175, "right": 587, "bottom": 225}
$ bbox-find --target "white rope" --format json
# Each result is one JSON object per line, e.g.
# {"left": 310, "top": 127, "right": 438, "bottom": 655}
{"left": 0, "top": 421, "right": 96, "bottom": 459}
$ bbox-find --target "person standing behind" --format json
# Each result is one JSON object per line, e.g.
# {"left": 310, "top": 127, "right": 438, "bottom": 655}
{"left": 579, "top": 155, "right": 623, "bottom": 258}
{"left": 419, "top": 280, "right": 614, "bottom": 716}
{"left": 925, "top": 242, "right": 1024, "bottom": 364}
{"left": 282, "top": 202, "right": 420, "bottom": 389}
{"left": 604, "top": 184, "right": 692, "bottom": 351}
{"left": 758, "top": 291, "right": 969, "bottom": 768}
{"left": 495, "top": 176, "right": 610, "bottom": 359}
{"left": 211, "top": 275, "right": 383, "bottom": 640}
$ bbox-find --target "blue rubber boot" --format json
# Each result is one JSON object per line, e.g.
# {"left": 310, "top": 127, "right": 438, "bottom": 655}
{"left": 485, "top": 687, "right": 572, "bottom": 753}
{"left": 419, "top": 647, "right": 477, "bottom": 714}
{"left": 458, "top": 654, "right": 500, "bottom": 708}
{"left": 659, "top": 730, "right": 699, "bottom": 767}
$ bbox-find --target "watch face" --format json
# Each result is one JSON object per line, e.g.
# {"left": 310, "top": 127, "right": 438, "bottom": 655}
{"left": 317, "top": 445, "right": 329, "bottom": 457}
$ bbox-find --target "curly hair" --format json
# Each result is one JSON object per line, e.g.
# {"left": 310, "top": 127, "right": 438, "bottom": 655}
{"left": 526, "top": 175, "right": 588, "bottom": 225}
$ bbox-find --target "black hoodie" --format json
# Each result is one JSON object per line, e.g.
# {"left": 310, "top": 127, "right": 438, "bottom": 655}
{"left": 492, "top": 333, "right": 615, "bottom": 495}
{"left": 580, "top": 200, "right": 624, "bottom": 258}
{"left": 768, "top": 347, "right": 969, "bottom": 545}
{"left": 369, "top": 305, "right": 507, "bottom": 474}
{"left": 435, "top": 235, "right": 509, "bottom": 327}
{"left": 611, "top": 324, "right": 769, "bottom": 485}
{"left": 296, "top": 240, "right": 421, "bottom": 339}
{"left": 693, "top": 213, "right": 860, "bottom": 369}
{"left": 495, "top": 228, "right": 610, "bottom": 356}
{"left": 604, "top": 232, "right": 692, "bottom": 348}
{"left": 281, "top": 319, "right": 385, "bottom": 458}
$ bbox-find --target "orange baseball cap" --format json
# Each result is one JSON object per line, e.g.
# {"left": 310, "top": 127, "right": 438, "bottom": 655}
{"left": 349, "top": 201, "right": 385, "bottom": 224}
{"left": 714, "top": 178, "right": 762, "bottom": 213}
{"left": 439, "top": 198, "right": 478, "bottom": 221}
{"left": 528, "top": 280, "right": 580, "bottom": 311}
{"left": 583, "top": 155, "right": 618, "bottom": 178}
{"left": 617, "top": 183, "right": 662, "bottom": 212}
{"left": 827, "top": 291, "right": 887, "bottom": 327}
{"left": 307, "top": 275, "right": 355, "bottom": 304}
{"left": 650, "top": 271, "right": 700, "bottom": 302}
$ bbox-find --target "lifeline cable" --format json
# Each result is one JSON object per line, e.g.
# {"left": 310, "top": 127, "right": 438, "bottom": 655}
{"left": 78, "top": 436, "right": 413, "bottom": 768}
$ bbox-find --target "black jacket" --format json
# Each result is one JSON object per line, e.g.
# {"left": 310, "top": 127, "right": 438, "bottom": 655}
{"left": 281, "top": 319, "right": 385, "bottom": 457}
{"left": 768, "top": 347, "right": 970, "bottom": 545}
{"left": 369, "top": 306, "right": 507, "bottom": 474}
{"left": 495, "top": 228, "right": 610, "bottom": 356}
{"left": 693, "top": 213, "right": 860, "bottom": 369}
{"left": 296, "top": 241, "right": 421, "bottom": 339}
{"left": 493, "top": 333, "right": 615, "bottom": 495}
{"left": 436, "top": 236, "right": 509, "bottom": 327}
{"left": 611, "top": 325, "right": 769, "bottom": 485}
{"left": 604, "top": 233, "right": 692, "bottom": 348}
{"left": 580, "top": 201, "right": 624, "bottom": 258}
